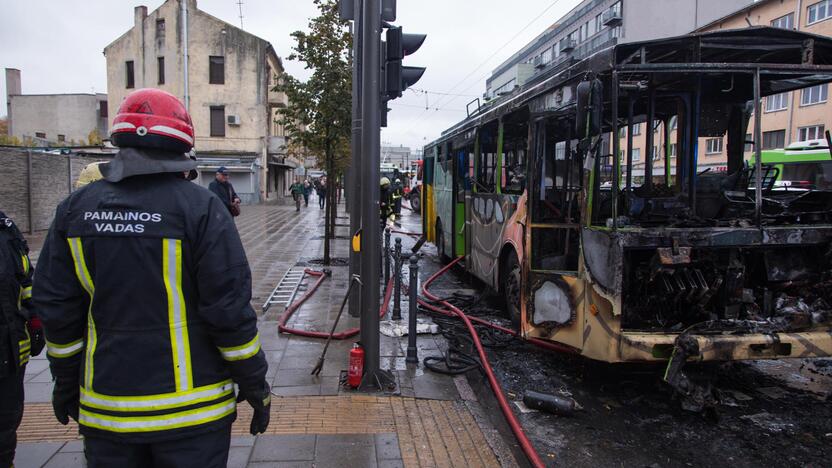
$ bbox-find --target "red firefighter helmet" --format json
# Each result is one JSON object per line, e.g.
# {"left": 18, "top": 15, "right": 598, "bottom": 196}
{"left": 110, "top": 88, "right": 194, "bottom": 153}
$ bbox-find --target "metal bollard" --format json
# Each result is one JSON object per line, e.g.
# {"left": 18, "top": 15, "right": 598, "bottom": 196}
{"left": 384, "top": 227, "right": 391, "bottom": 284}
{"left": 392, "top": 237, "right": 402, "bottom": 320}
{"left": 406, "top": 255, "right": 419, "bottom": 364}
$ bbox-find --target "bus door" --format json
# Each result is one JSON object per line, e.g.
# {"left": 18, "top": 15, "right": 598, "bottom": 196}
{"left": 434, "top": 142, "right": 455, "bottom": 259}
{"left": 524, "top": 117, "right": 584, "bottom": 349}
{"left": 468, "top": 120, "right": 501, "bottom": 287}
{"left": 452, "top": 139, "right": 473, "bottom": 258}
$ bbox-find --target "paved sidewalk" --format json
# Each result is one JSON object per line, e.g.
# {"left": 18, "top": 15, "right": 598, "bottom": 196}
{"left": 15, "top": 201, "right": 517, "bottom": 468}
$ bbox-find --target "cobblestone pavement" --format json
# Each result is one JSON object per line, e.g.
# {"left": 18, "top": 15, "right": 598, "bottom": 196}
{"left": 16, "top": 200, "right": 517, "bottom": 468}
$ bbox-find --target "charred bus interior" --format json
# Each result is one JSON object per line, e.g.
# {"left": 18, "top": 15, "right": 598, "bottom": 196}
{"left": 581, "top": 30, "right": 832, "bottom": 333}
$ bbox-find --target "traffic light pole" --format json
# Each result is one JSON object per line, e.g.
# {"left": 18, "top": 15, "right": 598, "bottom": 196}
{"left": 348, "top": 0, "right": 363, "bottom": 318}
{"left": 358, "top": 0, "right": 394, "bottom": 391}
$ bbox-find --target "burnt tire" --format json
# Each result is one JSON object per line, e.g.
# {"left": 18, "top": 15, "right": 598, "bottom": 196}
{"left": 501, "top": 252, "right": 522, "bottom": 327}
{"left": 436, "top": 221, "right": 448, "bottom": 264}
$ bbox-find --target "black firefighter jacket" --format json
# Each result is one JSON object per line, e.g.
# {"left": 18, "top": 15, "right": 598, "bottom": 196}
{"left": 0, "top": 212, "right": 34, "bottom": 376}
{"left": 32, "top": 173, "right": 267, "bottom": 442}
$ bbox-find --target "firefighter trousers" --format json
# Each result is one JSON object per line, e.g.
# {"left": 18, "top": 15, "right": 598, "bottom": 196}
{"left": 84, "top": 425, "right": 231, "bottom": 468}
{"left": 0, "top": 368, "right": 25, "bottom": 467}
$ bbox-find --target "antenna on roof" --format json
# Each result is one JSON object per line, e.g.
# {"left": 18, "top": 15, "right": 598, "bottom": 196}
{"left": 237, "top": 0, "right": 244, "bottom": 29}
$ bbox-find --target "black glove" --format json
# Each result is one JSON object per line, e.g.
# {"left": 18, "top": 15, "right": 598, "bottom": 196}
{"left": 52, "top": 379, "right": 80, "bottom": 425}
{"left": 237, "top": 380, "right": 271, "bottom": 435}
{"left": 27, "top": 319, "right": 45, "bottom": 357}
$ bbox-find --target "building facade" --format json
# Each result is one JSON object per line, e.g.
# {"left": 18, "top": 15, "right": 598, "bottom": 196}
{"left": 5, "top": 68, "right": 108, "bottom": 146}
{"left": 381, "top": 145, "right": 412, "bottom": 170}
{"left": 103, "top": 0, "right": 297, "bottom": 204}
{"left": 697, "top": 0, "right": 832, "bottom": 165}
{"left": 485, "top": 0, "right": 753, "bottom": 99}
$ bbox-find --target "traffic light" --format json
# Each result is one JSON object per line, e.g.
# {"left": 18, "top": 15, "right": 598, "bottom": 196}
{"left": 384, "top": 26, "right": 426, "bottom": 99}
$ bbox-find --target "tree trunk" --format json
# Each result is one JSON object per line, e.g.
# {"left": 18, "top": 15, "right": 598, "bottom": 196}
{"left": 323, "top": 144, "right": 334, "bottom": 265}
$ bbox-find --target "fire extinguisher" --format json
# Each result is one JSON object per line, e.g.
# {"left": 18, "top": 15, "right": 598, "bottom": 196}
{"left": 348, "top": 343, "right": 364, "bottom": 388}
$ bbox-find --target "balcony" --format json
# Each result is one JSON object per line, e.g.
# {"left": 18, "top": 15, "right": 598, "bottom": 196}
{"left": 559, "top": 38, "right": 576, "bottom": 54}
{"left": 603, "top": 9, "right": 623, "bottom": 27}
{"left": 268, "top": 88, "right": 288, "bottom": 107}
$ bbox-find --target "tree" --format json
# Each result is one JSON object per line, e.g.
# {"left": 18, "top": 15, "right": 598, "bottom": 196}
{"left": 88, "top": 129, "right": 103, "bottom": 146}
{"left": 273, "top": 0, "right": 352, "bottom": 265}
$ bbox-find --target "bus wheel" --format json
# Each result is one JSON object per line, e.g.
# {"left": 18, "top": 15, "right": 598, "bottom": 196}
{"left": 410, "top": 192, "right": 421, "bottom": 214}
{"left": 501, "top": 252, "right": 522, "bottom": 327}
{"left": 436, "top": 221, "right": 448, "bottom": 264}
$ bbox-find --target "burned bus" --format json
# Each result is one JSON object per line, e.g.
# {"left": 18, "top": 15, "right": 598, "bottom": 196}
{"left": 423, "top": 27, "right": 832, "bottom": 364}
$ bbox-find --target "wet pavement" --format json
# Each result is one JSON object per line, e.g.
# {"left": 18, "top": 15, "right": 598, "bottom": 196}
{"left": 14, "top": 199, "right": 516, "bottom": 468}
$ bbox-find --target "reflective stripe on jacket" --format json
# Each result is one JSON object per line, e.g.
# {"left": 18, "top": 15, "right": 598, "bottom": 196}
{"left": 33, "top": 173, "right": 267, "bottom": 442}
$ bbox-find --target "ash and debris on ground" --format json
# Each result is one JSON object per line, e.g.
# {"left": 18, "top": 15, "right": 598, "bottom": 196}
{"left": 422, "top": 256, "right": 832, "bottom": 467}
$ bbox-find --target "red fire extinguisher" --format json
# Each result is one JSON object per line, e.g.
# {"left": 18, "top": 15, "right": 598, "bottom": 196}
{"left": 348, "top": 343, "right": 364, "bottom": 388}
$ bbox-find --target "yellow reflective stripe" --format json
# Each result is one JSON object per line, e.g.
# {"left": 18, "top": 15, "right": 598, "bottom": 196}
{"left": 21, "top": 286, "right": 32, "bottom": 300}
{"left": 19, "top": 356, "right": 29, "bottom": 366}
{"left": 163, "top": 238, "right": 192, "bottom": 392}
{"left": 46, "top": 338, "right": 85, "bottom": 358}
{"left": 22, "top": 254, "right": 30, "bottom": 275}
{"left": 80, "top": 379, "right": 234, "bottom": 412}
{"left": 217, "top": 333, "right": 261, "bottom": 361}
{"left": 68, "top": 237, "right": 96, "bottom": 390}
{"left": 79, "top": 397, "right": 236, "bottom": 433}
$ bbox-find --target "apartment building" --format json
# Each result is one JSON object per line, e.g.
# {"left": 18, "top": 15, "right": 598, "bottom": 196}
{"left": 103, "top": 0, "right": 296, "bottom": 203}
{"left": 485, "top": 0, "right": 752, "bottom": 99}
{"left": 5, "top": 68, "right": 108, "bottom": 146}
{"left": 695, "top": 0, "right": 832, "bottom": 167}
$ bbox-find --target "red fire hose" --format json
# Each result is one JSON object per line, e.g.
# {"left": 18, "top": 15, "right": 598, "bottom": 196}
{"left": 418, "top": 257, "right": 549, "bottom": 468}
{"left": 277, "top": 269, "right": 394, "bottom": 339}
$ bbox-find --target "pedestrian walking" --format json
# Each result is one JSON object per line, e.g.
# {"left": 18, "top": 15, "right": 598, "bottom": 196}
{"left": 0, "top": 211, "right": 43, "bottom": 467}
{"left": 290, "top": 178, "right": 305, "bottom": 212}
{"left": 317, "top": 176, "right": 328, "bottom": 210}
{"left": 303, "top": 180, "right": 312, "bottom": 207}
{"left": 32, "top": 89, "right": 270, "bottom": 468}
{"left": 209, "top": 166, "right": 241, "bottom": 217}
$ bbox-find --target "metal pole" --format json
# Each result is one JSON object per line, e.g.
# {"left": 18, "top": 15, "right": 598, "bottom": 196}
{"left": 182, "top": 0, "right": 190, "bottom": 110}
{"left": 348, "top": 0, "right": 363, "bottom": 318}
{"left": 358, "top": 0, "right": 392, "bottom": 390}
{"left": 406, "top": 255, "right": 419, "bottom": 364}
{"left": 392, "top": 237, "right": 402, "bottom": 320}
{"left": 26, "top": 150, "right": 33, "bottom": 234}
{"left": 753, "top": 68, "right": 763, "bottom": 226}
{"left": 384, "top": 227, "right": 391, "bottom": 285}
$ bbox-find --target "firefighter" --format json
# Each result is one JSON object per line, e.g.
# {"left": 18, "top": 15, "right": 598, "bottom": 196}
{"left": 0, "top": 211, "right": 43, "bottom": 467}
{"left": 392, "top": 178, "right": 404, "bottom": 217}
{"left": 32, "top": 88, "right": 270, "bottom": 468}
{"left": 380, "top": 177, "right": 394, "bottom": 226}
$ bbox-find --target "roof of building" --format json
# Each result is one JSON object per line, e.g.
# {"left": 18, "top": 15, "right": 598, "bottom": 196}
{"left": 694, "top": 0, "right": 776, "bottom": 32}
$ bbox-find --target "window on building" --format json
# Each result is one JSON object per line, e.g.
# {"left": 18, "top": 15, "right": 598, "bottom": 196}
{"left": 669, "top": 143, "right": 677, "bottom": 158}
{"left": 808, "top": 0, "right": 832, "bottom": 24}
{"left": 35, "top": 132, "right": 46, "bottom": 139}
{"left": 58, "top": 134, "right": 65, "bottom": 142}
{"left": 652, "top": 146, "right": 661, "bottom": 160}
{"left": 744, "top": 133, "right": 753, "bottom": 152}
{"left": 157, "top": 57, "right": 165, "bottom": 85}
{"left": 799, "top": 124, "right": 825, "bottom": 141}
{"left": 595, "top": 12, "right": 604, "bottom": 33}
{"left": 156, "top": 19, "right": 166, "bottom": 47}
{"left": 669, "top": 116, "right": 678, "bottom": 130}
{"left": 99, "top": 101, "right": 108, "bottom": 118}
{"left": 541, "top": 48, "right": 552, "bottom": 64}
{"left": 579, "top": 22, "right": 589, "bottom": 42}
{"left": 631, "top": 148, "right": 641, "bottom": 162}
{"left": 801, "top": 84, "right": 828, "bottom": 105}
{"left": 126, "top": 61, "right": 135, "bottom": 88}
{"left": 706, "top": 138, "right": 723, "bottom": 154}
{"left": 631, "top": 123, "right": 642, "bottom": 136}
{"left": 762, "top": 129, "right": 786, "bottom": 149}
{"left": 764, "top": 92, "right": 789, "bottom": 112}
{"left": 771, "top": 13, "right": 794, "bottom": 29}
{"left": 210, "top": 106, "right": 226, "bottom": 137}
{"left": 611, "top": 0, "right": 622, "bottom": 15}
{"left": 209, "top": 56, "right": 225, "bottom": 84}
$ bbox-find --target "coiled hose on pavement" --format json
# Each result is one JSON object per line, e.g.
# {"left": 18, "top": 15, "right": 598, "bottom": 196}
{"left": 278, "top": 269, "right": 394, "bottom": 339}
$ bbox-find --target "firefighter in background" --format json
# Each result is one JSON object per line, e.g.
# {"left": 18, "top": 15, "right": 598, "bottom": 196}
{"left": 380, "top": 177, "right": 395, "bottom": 226}
{"left": 0, "top": 211, "right": 43, "bottom": 467}
{"left": 33, "top": 89, "right": 270, "bottom": 467}
{"left": 391, "top": 177, "right": 404, "bottom": 218}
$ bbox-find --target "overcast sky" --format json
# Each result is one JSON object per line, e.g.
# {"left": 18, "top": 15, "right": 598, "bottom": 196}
{"left": 0, "top": 0, "right": 581, "bottom": 149}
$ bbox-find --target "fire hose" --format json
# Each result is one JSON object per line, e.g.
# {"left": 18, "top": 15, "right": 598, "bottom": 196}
{"left": 417, "top": 257, "right": 569, "bottom": 468}
{"left": 278, "top": 269, "right": 394, "bottom": 339}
